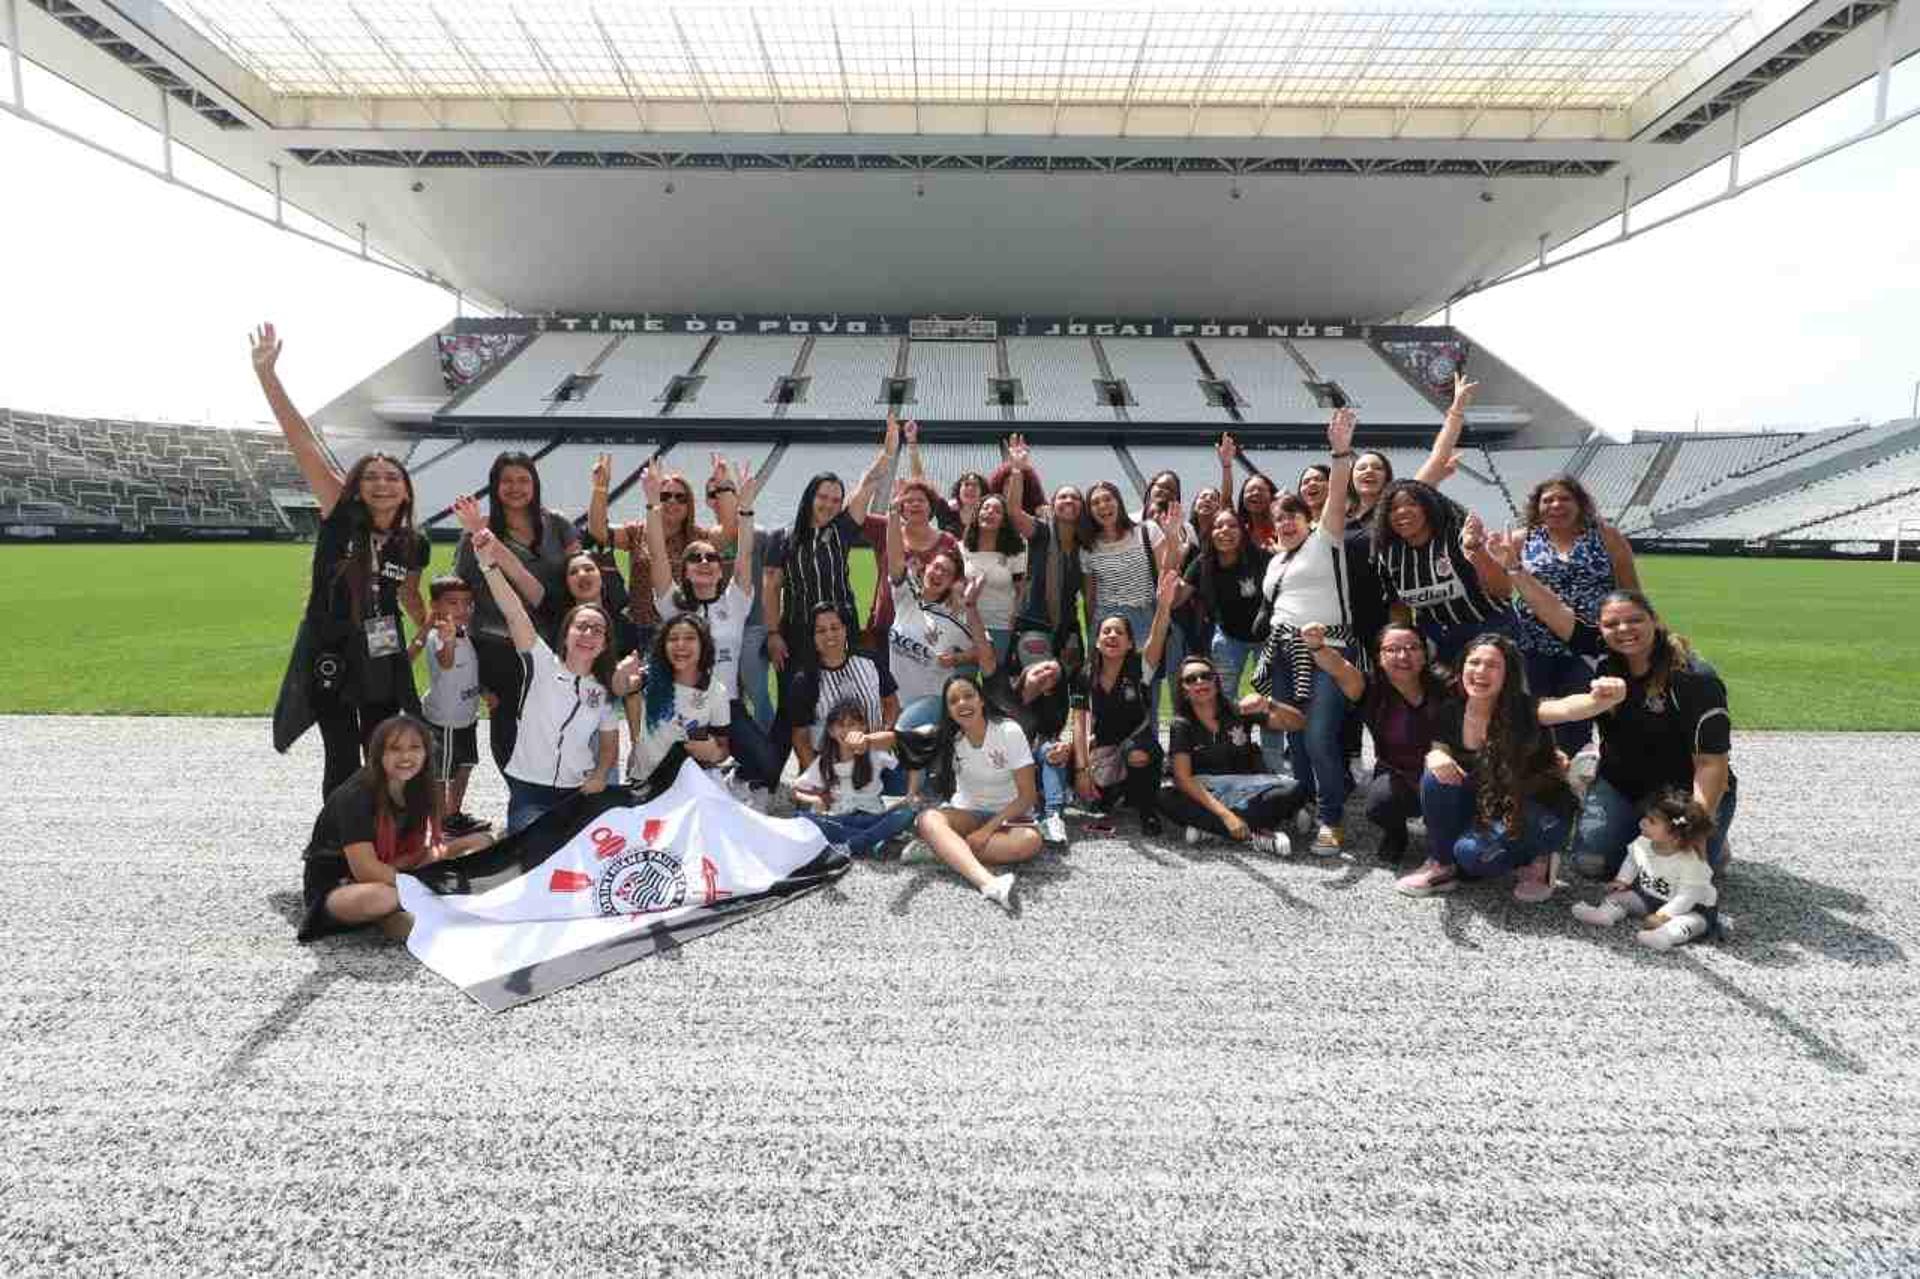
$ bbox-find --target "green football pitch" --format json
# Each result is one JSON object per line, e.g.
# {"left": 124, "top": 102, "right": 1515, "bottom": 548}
{"left": 2, "top": 544, "right": 1913, "bottom": 729}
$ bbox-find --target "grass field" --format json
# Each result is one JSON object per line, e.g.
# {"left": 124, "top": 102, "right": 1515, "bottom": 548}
{"left": 2, "top": 544, "right": 1914, "bottom": 728}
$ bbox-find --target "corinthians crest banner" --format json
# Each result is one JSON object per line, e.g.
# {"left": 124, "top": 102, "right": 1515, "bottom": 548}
{"left": 399, "top": 755, "right": 847, "bottom": 1012}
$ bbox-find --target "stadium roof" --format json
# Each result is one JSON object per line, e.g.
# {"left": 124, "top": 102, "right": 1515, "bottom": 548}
{"left": 12, "top": 1, "right": 1919, "bottom": 318}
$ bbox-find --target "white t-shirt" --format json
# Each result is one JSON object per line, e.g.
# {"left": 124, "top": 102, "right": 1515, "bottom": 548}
{"left": 627, "top": 677, "right": 731, "bottom": 783}
{"left": 653, "top": 579, "right": 752, "bottom": 702}
{"left": 1623, "top": 837, "right": 1718, "bottom": 916}
{"left": 795, "top": 749, "right": 897, "bottom": 816}
{"left": 421, "top": 629, "right": 481, "bottom": 729}
{"left": 1263, "top": 524, "right": 1353, "bottom": 631}
{"left": 951, "top": 717, "right": 1035, "bottom": 812}
{"left": 961, "top": 547, "right": 1028, "bottom": 632}
{"left": 888, "top": 578, "right": 978, "bottom": 706}
{"left": 507, "top": 639, "right": 621, "bottom": 789}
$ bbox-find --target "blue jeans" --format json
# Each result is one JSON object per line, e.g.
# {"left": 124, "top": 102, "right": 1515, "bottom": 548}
{"left": 1577, "top": 776, "right": 1738, "bottom": 877}
{"left": 805, "top": 806, "right": 919, "bottom": 856}
{"left": 1525, "top": 645, "right": 1597, "bottom": 752}
{"left": 737, "top": 622, "right": 775, "bottom": 732}
{"left": 1210, "top": 632, "right": 1260, "bottom": 699}
{"left": 1421, "top": 609, "right": 1518, "bottom": 669}
{"left": 1038, "top": 757, "right": 1070, "bottom": 818}
{"left": 727, "top": 699, "right": 781, "bottom": 788}
{"left": 505, "top": 776, "right": 577, "bottom": 836}
{"left": 1420, "top": 771, "right": 1570, "bottom": 877}
{"left": 1286, "top": 654, "right": 1354, "bottom": 828}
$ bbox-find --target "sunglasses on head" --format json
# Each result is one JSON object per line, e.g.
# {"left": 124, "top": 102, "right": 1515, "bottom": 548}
{"left": 684, "top": 550, "right": 723, "bottom": 564}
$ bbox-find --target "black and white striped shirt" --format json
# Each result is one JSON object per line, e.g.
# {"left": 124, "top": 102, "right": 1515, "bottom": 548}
{"left": 788, "top": 652, "right": 898, "bottom": 746}
{"left": 1374, "top": 495, "right": 1504, "bottom": 629}
{"left": 1080, "top": 524, "right": 1162, "bottom": 615}
{"left": 769, "top": 510, "right": 864, "bottom": 642}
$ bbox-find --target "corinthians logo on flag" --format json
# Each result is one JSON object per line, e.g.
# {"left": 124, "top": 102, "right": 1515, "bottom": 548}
{"left": 547, "top": 818, "right": 695, "bottom": 915}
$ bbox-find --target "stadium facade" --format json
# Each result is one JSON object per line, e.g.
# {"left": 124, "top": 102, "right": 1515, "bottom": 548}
{"left": 3, "top": 2, "right": 1918, "bottom": 551}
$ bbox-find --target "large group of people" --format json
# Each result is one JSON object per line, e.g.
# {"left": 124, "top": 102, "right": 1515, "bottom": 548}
{"left": 257, "top": 323, "right": 1737, "bottom": 948}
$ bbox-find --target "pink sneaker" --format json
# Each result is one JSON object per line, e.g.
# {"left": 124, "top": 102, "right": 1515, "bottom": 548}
{"left": 1512, "top": 856, "right": 1555, "bottom": 904}
{"left": 1395, "top": 860, "right": 1458, "bottom": 897}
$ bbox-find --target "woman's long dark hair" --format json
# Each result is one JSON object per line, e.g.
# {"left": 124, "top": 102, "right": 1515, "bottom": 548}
{"left": 1370, "top": 478, "right": 1454, "bottom": 556}
{"left": 1596, "top": 589, "right": 1694, "bottom": 700}
{"left": 1078, "top": 480, "right": 1135, "bottom": 542}
{"left": 924, "top": 673, "right": 1008, "bottom": 799}
{"left": 818, "top": 699, "right": 876, "bottom": 804}
{"left": 1236, "top": 471, "right": 1275, "bottom": 532}
{"left": 790, "top": 472, "right": 845, "bottom": 545}
{"left": 358, "top": 713, "right": 440, "bottom": 841}
{"left": 331, "top": 452, "right": 416, "bottom": 624}
{"left": 1524, "top": 474, "right": 1600, "bottom": 531}
{"left": 968, "top": 495, "right": 1026, "bottom": 557}
{"left": 1170, "top": 656, "right": 1229, "bottom": 723}
{"left": 486, "top": 451, "right": 546, "bottom": 547}
{"left": 642, "top": 613, "right": 716, "bottom": 732}
{"left": 1447, "top": 632, "right": 1565, "bottom": 829}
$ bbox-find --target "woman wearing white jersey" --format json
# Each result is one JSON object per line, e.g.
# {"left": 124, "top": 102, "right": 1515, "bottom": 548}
{"left": 456, "top": 496, "right": 620, "bottom": 835}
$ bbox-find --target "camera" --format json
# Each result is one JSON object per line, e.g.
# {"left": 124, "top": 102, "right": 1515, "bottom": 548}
{"left": 313, "top": 649, "right": 346, "bottom": 694}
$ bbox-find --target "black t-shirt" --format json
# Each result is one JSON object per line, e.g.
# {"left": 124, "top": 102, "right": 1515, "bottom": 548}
{"left": 1344, "top": 522, "right": 1392, "bottom": 653}
{"left": 305, "top": 504, "right": 431, "bottom": 704}
{"left": 1070, "top": 652, "right": 1157, "bottom": 746}
{"left": 1169, "top": 710, "right": 1263, "bottom": 775}
{"left": 1184, "top": 548, "right": 1270, "bottom": 641}
{"left": 1431, "top": 693, "right": 1571, "bottom": 811}
{"left": 1595, "top": 653, "right": 1734, "bottom": 800}
{"left": 305, "top": 775, "right": 427, "bottom": 869}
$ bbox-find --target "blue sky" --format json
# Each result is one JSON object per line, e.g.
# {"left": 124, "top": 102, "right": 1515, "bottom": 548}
{"left": 1, "top": 50, "right": 1917, "bottom": 438}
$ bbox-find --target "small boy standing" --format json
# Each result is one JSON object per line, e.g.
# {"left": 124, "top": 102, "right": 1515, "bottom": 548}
{"left": 412, "top": 575, "right": 489, "bottom": 835}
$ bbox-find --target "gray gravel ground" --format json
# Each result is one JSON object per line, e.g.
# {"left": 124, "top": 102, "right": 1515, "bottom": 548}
{"left": 2, "top": 716, "right": 1917, "bottom": 1277}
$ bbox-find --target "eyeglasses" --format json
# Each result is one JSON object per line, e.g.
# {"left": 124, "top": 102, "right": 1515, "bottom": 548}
{"left": 684, "top": 551, "right": 723, "bottom": 564}
{"left": 1380, "top": 643, "right": 1424, "bottom": 655}
{"left": 706, "top": 485, "right": 735, "bottom": 500}
{"left": 1179, "top": 670, "right": 1215, "bottom": 685}
{"left": 571, "top": 621, "right": 608, "bottom": 635}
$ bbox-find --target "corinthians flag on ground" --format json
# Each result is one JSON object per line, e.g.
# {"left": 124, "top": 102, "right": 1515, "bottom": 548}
{"left": 399, "top": 753, "right": 848, "bottom": 1012}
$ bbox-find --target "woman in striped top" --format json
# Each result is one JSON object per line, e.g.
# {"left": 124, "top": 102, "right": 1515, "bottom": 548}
{"left": 1079, "top": 480, "right": 1184, "bottom": 732}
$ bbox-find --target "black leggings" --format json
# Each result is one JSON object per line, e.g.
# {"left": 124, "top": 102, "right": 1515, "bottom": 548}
{"left": 1361, "top": 770, "right": 1421, "bottom": 840}
{"left": 1094, "top": 737, "right": 1162, "bottom": 816}
{"left": 473, "top": 634, "right": 524, "bottom": 774}
{"left": 314, "top": 696, "right": 402, "bottom": 800}
{"left": 1156, "top": 777, "right": 1307, "bottom": 838}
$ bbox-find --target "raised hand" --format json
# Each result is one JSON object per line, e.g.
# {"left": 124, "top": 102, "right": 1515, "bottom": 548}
{"left": 884, "top": 413, "right": 902, "bottom": 455}
{"left": 1156, "top": 567, "right": 1182, "bottom": 610}
{"left": 452, "top": 493, "right": 486, "bottom": 536}
{"left": 1450, "top": 372, "right": 1480, "bottom": 414}
{"left": 709, "top": 452, "right": 730, "bottom": 485}
{"left": 620, "top": 519, "right": 644, "bottom": 551}
{"left": 1216, "top": 432, "right": 1238, "bottom": 465}
{"left": 614, "top": 651, "right": 642, "bottom": 695}
{"left": 470, "top": 526, "right": 500, "bottom": 567}
{"left": 903, "top": 418, "right": 920, "bottom": 447}
{"left": 1461, "top": 511, "right": 1487, "bottom": 552}
{"left": 736, "top": 457, "right": 753, "bottom": 499}
{"left": 1007, "top": 433, "right": 1031, "bottom": 468}
{"left": 434, "top": 611, "right": 458, "bottom": 644}
{"left": 1156, "top": 499, "right": 1184, "bottom": 536}
{"left": 640, "top": 465, "right": 662, "bottom": 505}
{"left": 961, "top": 571, "right": 986, "bottom": 608}
{"left": 1485, "top": 528, "right": 1521, "bottom": 571}
{"left": 1328, "top": 407, "right": 1357, "bottom": 455}
{"left": 591, "top": 452, "right": 611, "bottom": 491}
{"left": 249, "top": 323, "right": 282, "bottom": 376}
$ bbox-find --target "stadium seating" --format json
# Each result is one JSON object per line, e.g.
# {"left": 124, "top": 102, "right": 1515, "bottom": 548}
{"left": 442, "top": 332, "right": 612, "bottom": 420}
{"left": 577, "top": 334, "right": 709, "bottom": 418}
{"left": 1100, "top": 339, "right": 1222, "bottom": 422}
{"left": 1573, "top": 442, "right": 1661, "bottom": 519}
{"left": 1647, "top": 425, "right": 1873, "bottom": 519}
{"left": 1022, "top": 446, "right": 1125, "bottom": 500}
{"left": 414, "top": 438, "right": 551, "bottom": 520}
{"left": 0, "top": 409, "right": 281, "bottom": 528}
{"left": 1003, "top": 339, "right": 1113, "bottom": 423}
{"left": 675, "top": 336, "right": 804, "bottom": 420}
{"left": 1663, "top": 447, "right": 1920, "bottom": 539}
{"left": 1192, "top": 340, "right": 1323, "bottom": 423}
{"left": 1291, "top": 339, "right": 1439, "bottom": 425}
{"left": 1484, "top": 447, "right": 1580, "bottom": 514}
{"left": 783, "top": 337, "right": 900, "bottom": 421}
{"left": 906, "top": 342, "right": 998, "bottom": 421}
{"left": 1643, "top": 434, "right": 1797, "bottom": 511}
{"left": 1128, "top": 444, "right": 1237, "bottom": 506}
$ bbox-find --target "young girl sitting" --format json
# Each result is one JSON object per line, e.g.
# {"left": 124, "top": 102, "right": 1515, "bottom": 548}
{"left": 1571, "top": 788, "right": 1720, "bottom": 951}
{"left": 792, "top": 700, "right": 919, "bottom": 857}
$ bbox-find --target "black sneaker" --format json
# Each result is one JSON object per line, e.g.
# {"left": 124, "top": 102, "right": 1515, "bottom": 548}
{"left": 444, "top": 812, "right": 491, "bottom": 836}
{"left": 1138, "top": 810, "right": 1164, "bottom": 837}
{"left": 1377, "top": 826, "right": 1410, "bottom": 864}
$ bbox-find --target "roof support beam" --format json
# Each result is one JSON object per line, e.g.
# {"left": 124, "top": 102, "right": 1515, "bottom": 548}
{"left": 1118, "top": 17, "right": 1154, "bottom": 137}
{"left": 348, "top": 2, "right": 444, "bottom": 128}
{"left": 590, "top": 8, "right": 649, "bottom": 133}
{"left": 431, "top": 5, "right": 513, "bottom": 128}
{"left": 270, "top": 3, "right": 373, "bottom": 126}
{"left": 8, "top": 0, "right": 25, "bottom": 112}
{"left": 515, "top": 11, "right": 579, "bottom": 129}
{"left": 830, "top": 14, "right": 853, "bottom": 134}
{"left": 749, "top": 11, "right": 784, "bottom": 134}
{"left": 669, "top": 10, "right": 717, "bottom": 132}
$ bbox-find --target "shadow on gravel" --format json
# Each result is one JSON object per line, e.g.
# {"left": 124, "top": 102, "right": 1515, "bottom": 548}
{"left": 217, "top": 893, "right": 413, "bottom": 1080}
{"left": 1712, "top": 862, "right": 1907, "bottom": 970}
{"left": 873, "top": 850, "right": 1080, "bottom": 917}
{"left": 1170, "top": 843, "right": 1321, "bottom": 914}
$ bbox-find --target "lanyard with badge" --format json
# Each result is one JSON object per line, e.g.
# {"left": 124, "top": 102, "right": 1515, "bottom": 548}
{"left": 362, "top": 532, "right": 405, "bottom": 658}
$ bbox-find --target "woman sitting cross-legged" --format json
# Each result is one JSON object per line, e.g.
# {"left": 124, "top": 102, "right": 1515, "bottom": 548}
{"left": 1156, "top": 656, "right": 1309, "bottom": 853}
{"left": 1300, "top": 621, "right": 1448, "bottom": 863}
{"left": 1070, "top": 570, "right": 1182, "bottom": 835}
{"left": 456, "top": 496, "right": 621, "bottom": 834}
{"left": 297, "top": 714, "right": 493, "bottom": 943}
{"left": 982, "top": 652, "right": 1075, "bottom": 847}
{"left": 909, "top": 675, "right": 1045, "bottom": 912}
{"left": 792, "top": 699, "right": 919, "bottom": 857}
{"left": 1395, "top": 632, "right": 1626, "bottom": 901}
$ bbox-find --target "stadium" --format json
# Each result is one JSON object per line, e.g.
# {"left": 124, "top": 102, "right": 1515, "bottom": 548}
{"left": 3, "top": 1, "right": 1919, "bottom": 1274}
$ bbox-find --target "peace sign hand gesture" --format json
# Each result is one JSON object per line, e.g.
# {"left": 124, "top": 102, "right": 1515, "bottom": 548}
{"left": 1328, "top": 408, "right": 1357, "bottom": 455}
{"left": 1449, "top": 372, "right": 1480, "bottom": 414}
{"left": 1006, "top": 433, "right": 1031, "bottom": 468}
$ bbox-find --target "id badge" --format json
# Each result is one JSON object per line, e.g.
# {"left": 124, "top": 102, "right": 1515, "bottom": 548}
{"left": 363, "top": 615, "right": 402, "bottom": 658}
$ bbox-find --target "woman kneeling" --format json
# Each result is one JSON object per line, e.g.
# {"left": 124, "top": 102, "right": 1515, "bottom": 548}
{"left": 1396, "top": 633, "right": 1623, "bottom": 901}
{"left": 912, "top": 675, "right": 1044, "bottom": 911}
{"left": 1157, "top": 656, "right": 1308, "bottom": 853}
{"left": 298, "top": 714, "right": 493, "bottom": 942}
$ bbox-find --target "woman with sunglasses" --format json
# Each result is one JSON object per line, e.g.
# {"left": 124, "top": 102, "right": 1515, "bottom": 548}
{"left": 590, "top": 465, "right": 703, "bottom": 662}
{"left": 1157, "top": 657, "right": 1308, "bottom": 852}
{"left": 864, "top": 421, "right": 961, "bottom": 655}
{"left": 637, "top": 462, "right": 781, "bottom": 799}
{"left": 454, "top": 496, "right": 620, "bottom": 835}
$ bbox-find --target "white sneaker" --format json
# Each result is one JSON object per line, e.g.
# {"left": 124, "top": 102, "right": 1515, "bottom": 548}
{"left": 1271, "top": 830, "right": 1290, "bottom": 856}
{"left": 981, "top": 873, "right": 1017, "bottom": 911}
{"left": 899, "top": 839, "right": 936, "bottom": 865}
{"left": 1041, "top": 812, "right": 1068, "bottom": 845}
{"left": 1570, "top": 901, "right": 1619, "bottom": 927}
{"left": 1636, "top": 925, "right": 1679, "bottom": 952}
{"left": 1184, "top": 825, "right": 1203, "bottom": 846}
